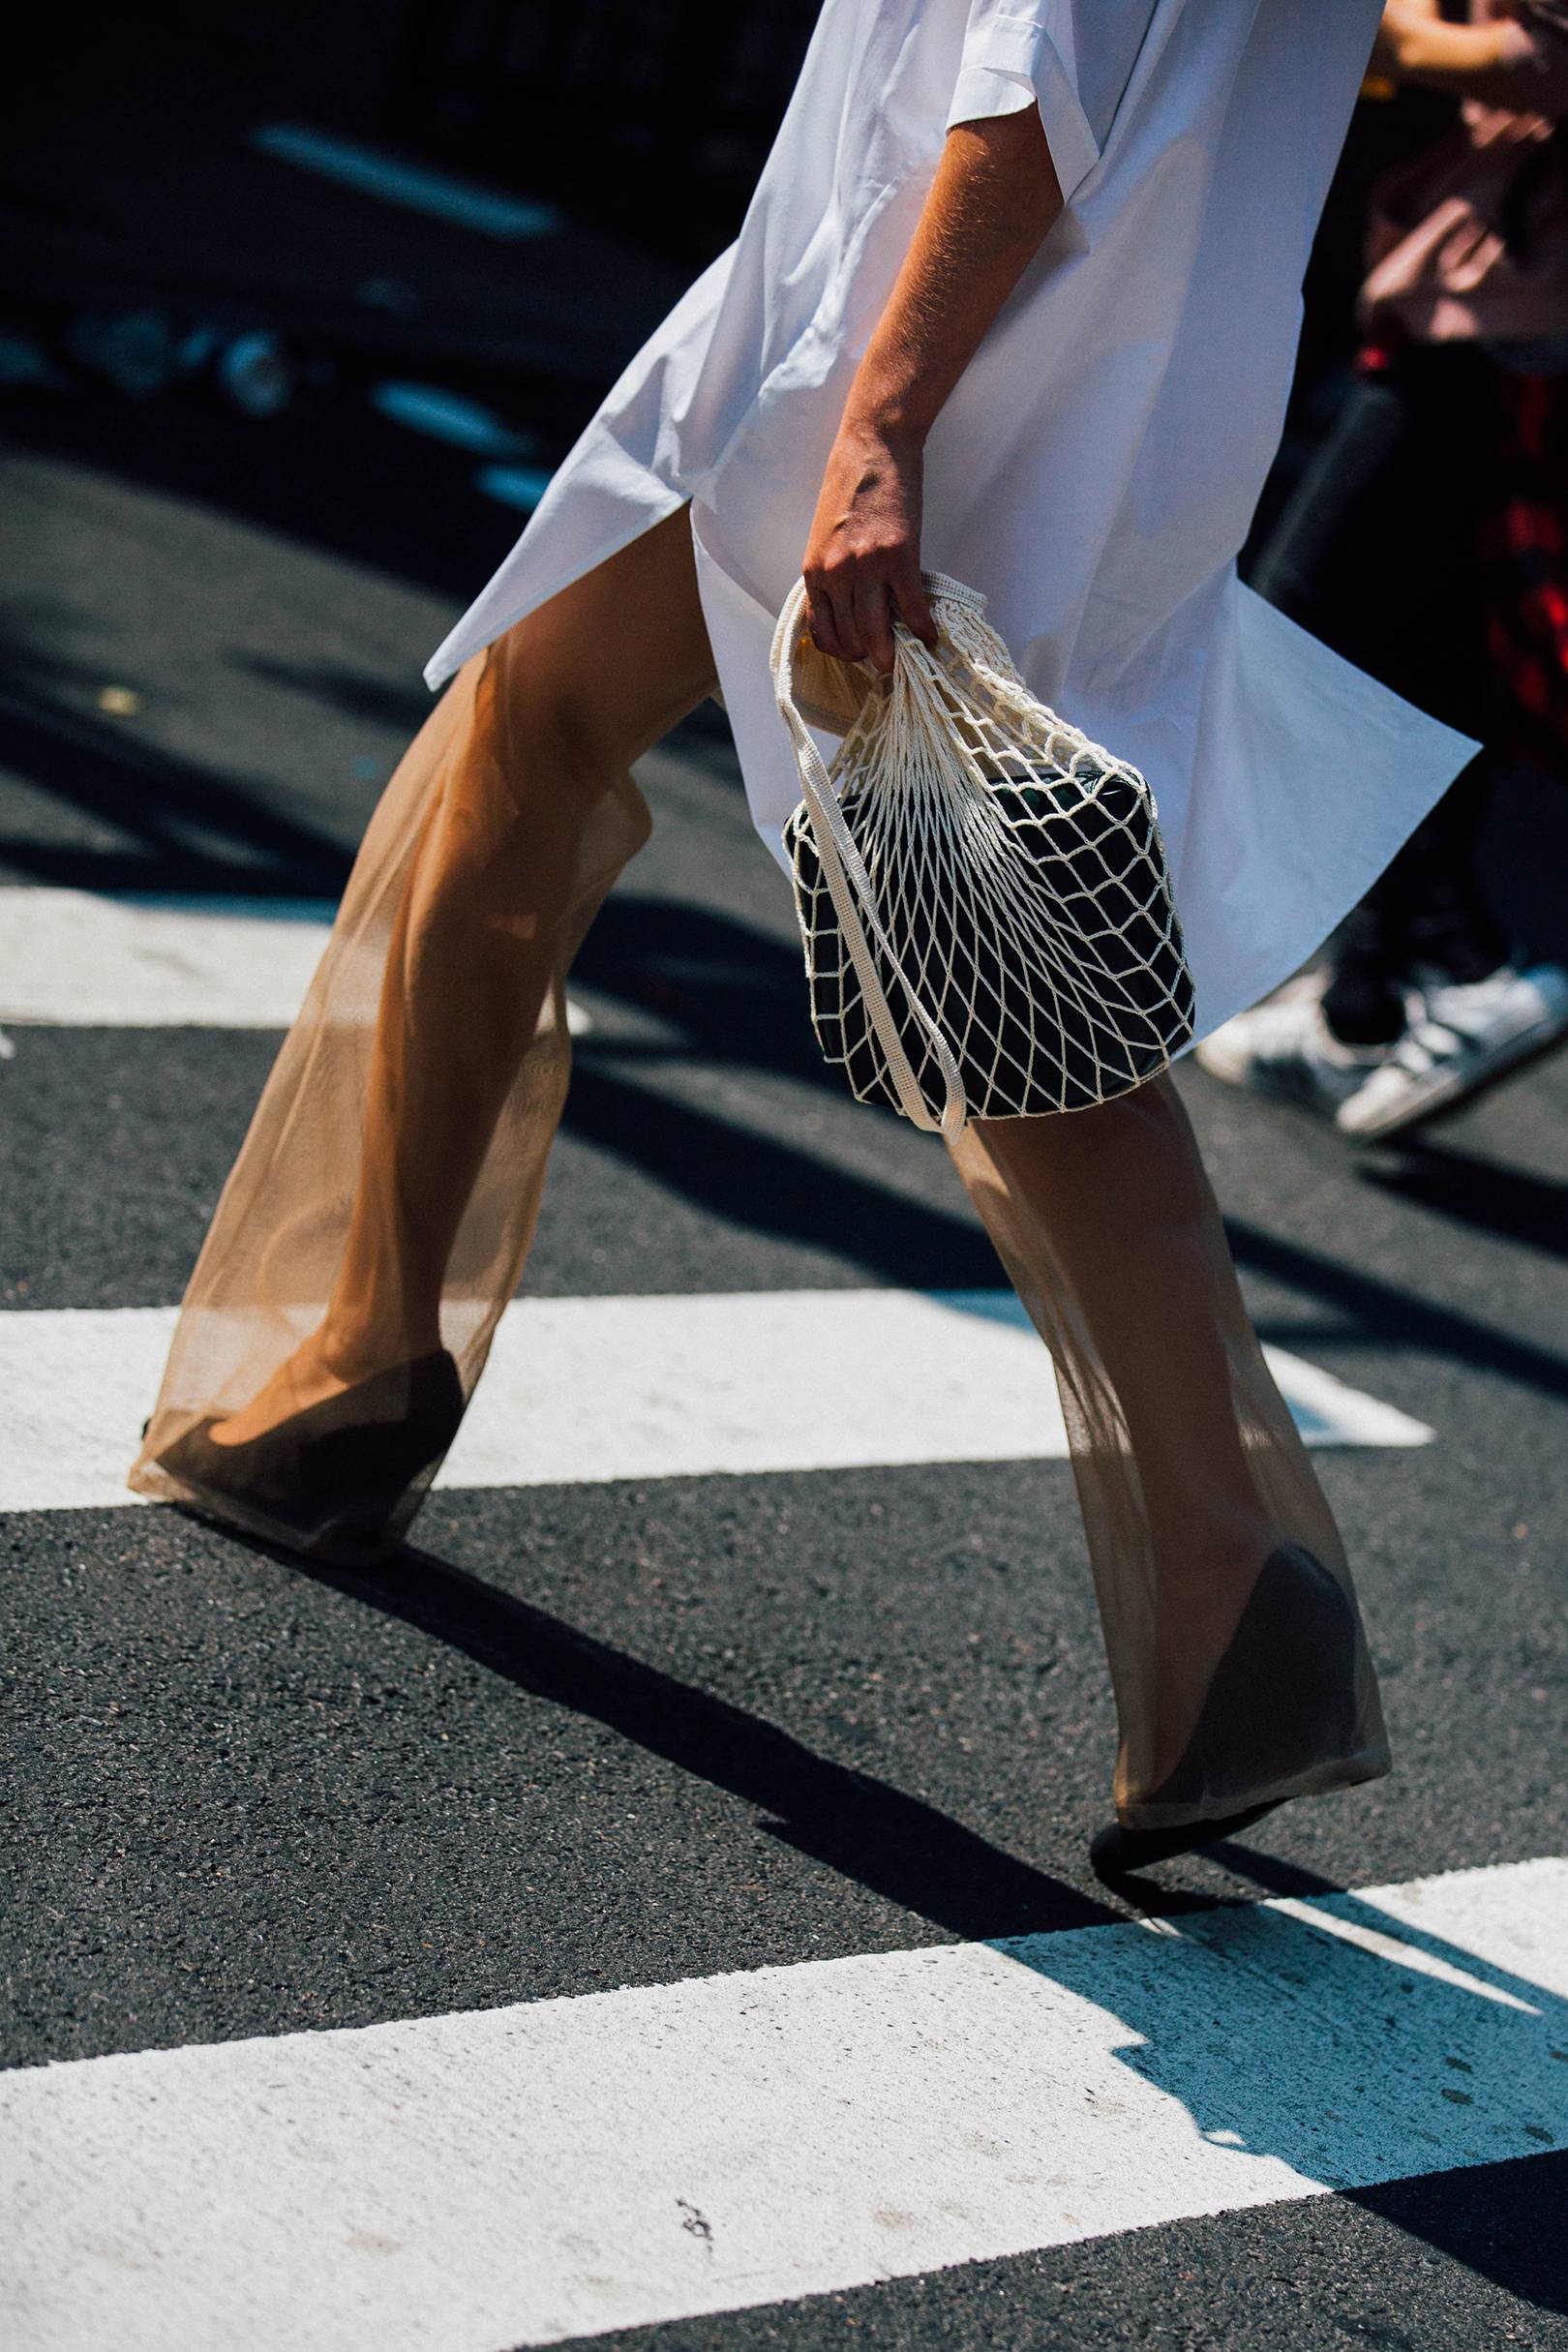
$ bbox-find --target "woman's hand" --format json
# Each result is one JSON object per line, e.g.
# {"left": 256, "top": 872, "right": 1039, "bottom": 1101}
{"left": 801, "top": 416, "right": 936, "bottom": 674}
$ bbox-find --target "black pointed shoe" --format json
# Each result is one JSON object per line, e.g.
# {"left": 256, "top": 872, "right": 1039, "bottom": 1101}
{"left": 1090, "top": 1802, "right": 1283, "bottom": 1881}
{"left": 1090, "top": 1541, "right": 1362, "bottom": 1881}
{"left": 156, "top": 1349, "right": 465, "bottom": 1562}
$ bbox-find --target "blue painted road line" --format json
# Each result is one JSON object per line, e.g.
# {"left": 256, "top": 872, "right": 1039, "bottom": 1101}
{"left": 476, "top": 462, "right": 557, "bottom": 512}
{"left": 371, "top": 381, "right": 538, "bottom": 460}
{"left": 252, "top": 125, "right": 561, "bottom": 239}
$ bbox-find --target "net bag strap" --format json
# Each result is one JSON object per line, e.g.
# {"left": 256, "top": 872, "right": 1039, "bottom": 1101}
{"left": 770, "top": 577, "right": 969, "bottom": 1138}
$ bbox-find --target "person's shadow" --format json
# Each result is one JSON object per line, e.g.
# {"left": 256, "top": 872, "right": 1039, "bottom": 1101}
{"left": 1000, "top": 1842, "right": 1568, "bottom": 2317}
{"left": 286, "top": 1537, "right": 1567, "bottom": 2323}
{"left": 292, "top": 1539, "right": 1121, "bottom": 1943}
{"left": 291, "top": 1533, "right": 1128, "bottom": 1938}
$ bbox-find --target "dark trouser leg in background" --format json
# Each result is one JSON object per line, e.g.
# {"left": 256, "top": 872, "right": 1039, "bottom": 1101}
{"left": 1252, "top": 350, "right": 1506, "bottom": 1042}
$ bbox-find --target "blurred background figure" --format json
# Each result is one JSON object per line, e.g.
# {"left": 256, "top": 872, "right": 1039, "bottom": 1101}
{"left": 1201, "top": 0, "right": 1568, "bottom": 1140}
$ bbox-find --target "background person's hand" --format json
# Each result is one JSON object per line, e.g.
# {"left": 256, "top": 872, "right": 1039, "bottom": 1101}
{"left": 800, "top": 418, "right": 937, "bottom": 675}
{"left": 1370, "top": 0, "right": 1526, "bottom": 97}
{"left": 1370, "top": 1, "right": 1439, "bottom": 79}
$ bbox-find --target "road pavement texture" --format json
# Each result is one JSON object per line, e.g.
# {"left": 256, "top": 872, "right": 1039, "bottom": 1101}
{"left": 4, "top": 136, "right": 1568, "bottom": 2352}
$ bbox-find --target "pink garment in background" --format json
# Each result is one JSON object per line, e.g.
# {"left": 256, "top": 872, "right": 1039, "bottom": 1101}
{"left": 1362, "top": 0, "right": 1568, "bottom": 345}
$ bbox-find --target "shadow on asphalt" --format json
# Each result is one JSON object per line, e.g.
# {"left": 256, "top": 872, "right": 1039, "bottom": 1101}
{"left": 566, "top": 1058, "right": 999, "bottom": 1290}
{"left": 233, "top": 649, "right": 436, "bottom": 737}
{"left": 0, "top": 370, "right": 584, "bottom": 613}
{"left": 1227, "top": 1213, "right": 1568, "bottom": 1407}
{"left": 0, "top": 625, "right": 355, "bottom": 895}
{"left": 0, "top": 697, "right": 352, "bottom": 897}
{"left": 573, "top": 896, "right": 1568, "bottom": 1396}
{"left": 1366, "top": 1137, "right": 1568, "bottom": 1271}
{"left": 286, "top": 1537, "right": 1127, "bottom": 1945}
{"left": 1347, "top": 2151, "right": 1568, "bottom": 2320}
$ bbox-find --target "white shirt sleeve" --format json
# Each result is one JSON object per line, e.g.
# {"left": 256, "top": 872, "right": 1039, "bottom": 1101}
{"left": 946, "top": 1, "right": 1167, "bottom": 201}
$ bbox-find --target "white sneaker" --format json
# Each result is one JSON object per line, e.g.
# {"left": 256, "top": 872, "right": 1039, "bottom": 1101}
{"left": 1194, "top": 974, "right": 1391, "bottom": 1117}
{"left": 1337, "top": 963, "right": 1568, "bottom": 1140}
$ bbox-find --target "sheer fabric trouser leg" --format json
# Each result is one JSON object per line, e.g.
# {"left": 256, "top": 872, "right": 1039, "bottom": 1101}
{"left": 132, "top": 507, "right": 1388, "bottom": 1833}
{"left": 949, "top": 1104, "right": 1385, "bottom": 1829}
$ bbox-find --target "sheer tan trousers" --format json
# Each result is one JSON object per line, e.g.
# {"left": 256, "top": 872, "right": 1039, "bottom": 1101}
{"left": 132, "top": 507, "right": 1389, "bottom": 1830}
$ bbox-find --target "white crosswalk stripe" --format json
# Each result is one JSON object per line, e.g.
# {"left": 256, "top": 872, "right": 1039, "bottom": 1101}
{"left": 0, "top": 1290, "right": 1431, "bottom": 1516}
{"left": 0, "top": 890, "right": 591, "bottom": 1033}
{"left": 4, "top": 1856, "right": 1563, "bottom": 2352}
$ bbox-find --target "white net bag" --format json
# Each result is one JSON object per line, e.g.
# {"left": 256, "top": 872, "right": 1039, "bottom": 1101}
{"left": 772, "top": 570, "right": 1196, "bottom": 1136}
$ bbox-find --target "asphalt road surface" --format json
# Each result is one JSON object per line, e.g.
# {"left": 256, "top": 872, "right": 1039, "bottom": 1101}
{"left": 3, "top": 164, "right": 1567, "bottom": 2349}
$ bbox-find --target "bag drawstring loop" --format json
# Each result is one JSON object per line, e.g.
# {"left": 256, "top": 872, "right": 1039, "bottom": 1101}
{"left": 770, "top": 579, "right": 968, "bottom": 1136}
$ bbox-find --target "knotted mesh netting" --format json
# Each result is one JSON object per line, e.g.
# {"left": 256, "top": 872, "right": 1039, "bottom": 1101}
{"left": 774, "top": 573, "right": 1195, "bottom": 1134}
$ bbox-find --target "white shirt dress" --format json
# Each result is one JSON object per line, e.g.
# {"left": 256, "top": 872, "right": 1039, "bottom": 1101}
{"left": 425, "top": 0, "right": 1475, "bottom": 1041}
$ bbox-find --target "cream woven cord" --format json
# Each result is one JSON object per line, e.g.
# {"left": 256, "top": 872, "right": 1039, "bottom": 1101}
{"left": 771, "top": 571, "right": 1194, "bottom": 1134}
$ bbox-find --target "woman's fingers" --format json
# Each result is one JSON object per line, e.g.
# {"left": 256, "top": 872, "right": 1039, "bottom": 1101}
{"left": 852, "top": 576, "right": 898, "bottom": 674}
{"left": 804, "top": 578, "right": 852, "bottom": 663}
{"left": 807, "top": 560, "right": 931, "bottom": 670}
{"left": 806, "top": 573, "right": 870, "bottom": 664}
{"left": 890, "top": 564, "right": 938, "bottom": 649}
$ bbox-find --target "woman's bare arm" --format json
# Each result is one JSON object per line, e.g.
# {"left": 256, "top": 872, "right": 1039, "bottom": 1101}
{"left": 802, "top": 104, "right": 1063, "bottom": 672}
